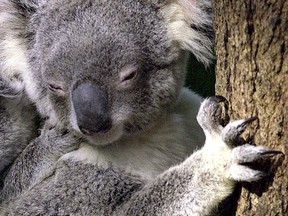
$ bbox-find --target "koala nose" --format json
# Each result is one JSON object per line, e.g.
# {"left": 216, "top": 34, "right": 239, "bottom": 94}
{"left": 72, "top": 82, "right": 112, "bottom": 135}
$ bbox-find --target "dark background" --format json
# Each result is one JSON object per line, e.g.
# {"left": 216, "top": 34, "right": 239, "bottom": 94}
{"left": 185, "top": 54, "right": 215, "bottom": 97}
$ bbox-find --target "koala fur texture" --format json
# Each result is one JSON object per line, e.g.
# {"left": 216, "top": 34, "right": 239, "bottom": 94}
{"left": 0, "top": 75, "right": 38, "bottom": 178}
{"left": 0, "top": 97, "right": 279, "bottom": 215}
{"left": 0, "top": 0, "right": 280, "bottom": 215}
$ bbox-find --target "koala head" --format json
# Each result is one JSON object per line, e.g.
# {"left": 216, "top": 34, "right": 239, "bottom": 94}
{"left": 4, "top": 0, "right": 213, "bottom": 145}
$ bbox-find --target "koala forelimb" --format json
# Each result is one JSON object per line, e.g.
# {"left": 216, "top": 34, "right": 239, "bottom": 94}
{"left": 0, "top": 0, "right": 281, "bottom": 215}
{"left": 0, "top": 75, "right": 38, "bottom": 180}
{"left": 0, "top": 97, "right": 279, "bottom": 215}
{"left": 0, "top": 125, "right": 80, "bottom": 203}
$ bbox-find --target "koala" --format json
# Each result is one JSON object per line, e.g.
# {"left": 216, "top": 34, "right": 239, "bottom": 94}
{"left": 0, "top": 0, "right": 281, "bottom": 215}
{"left": 0, "top": 75, "right": 38, "bottom": 179}
{"left": 0, "top": 0, "right": 39, "bottom": 183}
{"left": 0, "top": 97, "right": 280, "bottom": 215}
{"left": 1, "top": 0, "right": 211, "bottom": 180}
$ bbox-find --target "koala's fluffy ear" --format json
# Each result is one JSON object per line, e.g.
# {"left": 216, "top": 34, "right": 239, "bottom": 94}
{"left": 0, "top": 0, "right": 36, "bottom": 97}
{"left": 160, "top": 0, "right": 214, "bottom": 65}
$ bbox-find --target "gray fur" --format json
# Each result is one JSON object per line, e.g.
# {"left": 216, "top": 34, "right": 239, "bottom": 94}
{"left": 0, "top": 0, "right": 277, "bottom": 215}
{"left": 0, "top": 0, "right": 39, "bottom": 177}
{"left": 0, "top": 97, "right": 276, "bottom": 215}
{"left": 0, "top": 75, "right": 38, "bottom": 177}
{"left": 0, "top": 124, "right": 81, "bottom": 202}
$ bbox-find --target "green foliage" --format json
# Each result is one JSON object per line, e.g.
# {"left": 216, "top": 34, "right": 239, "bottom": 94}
{"left": 185, "top": 54, "right": 215, "bottom": 97}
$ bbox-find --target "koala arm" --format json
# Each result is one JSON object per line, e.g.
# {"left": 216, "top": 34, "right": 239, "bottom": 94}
{"left": 118, "top": 97, "right": 281, "bottom": 216}
{"left": 0, "top": 77, "right": 38, "bottom": 179}
{"left": 0, "top": 97, "right": 281, "bottom": 215}
{"left": 120, "top": 152, "right": 227, "bottom": 215}
{"left": 0, "top": 125, "right": 80, "bottom": 203}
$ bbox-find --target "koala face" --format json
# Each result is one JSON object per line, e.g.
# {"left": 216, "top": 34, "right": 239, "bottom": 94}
{"left": 27, "top": 0, "right": 186, "bottom": 145}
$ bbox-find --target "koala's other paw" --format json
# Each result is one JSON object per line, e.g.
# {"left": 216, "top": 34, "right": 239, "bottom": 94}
{"left": 223, "top": 119, "right": 282, "bottom": 182}
{"left": 198, "top": 96, "right": 283, "bottom": 183}
{"left": 229, "top": 144, "right": 282, "bottom": 182}
{"left": 40, "top": 124, "right": 82, "bottom": 156}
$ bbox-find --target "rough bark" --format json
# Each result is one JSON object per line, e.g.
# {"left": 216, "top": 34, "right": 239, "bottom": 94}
{"left": 214, "top": 0, "right": 287, "bottom": 215}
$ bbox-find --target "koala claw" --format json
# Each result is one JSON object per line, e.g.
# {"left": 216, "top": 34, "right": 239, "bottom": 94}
{"left": 209, "top": 95, "right": 228, "bottom": 104}
{"left": 231, "top": 144, "right": 282, "bottom": 164}
{"left": 221, "top": 116, "right": 258, "bottom": 147}
{"left": 199, "top": 96, "right": 283, "bottom": 183}
{"left": 259, "top": 150, "right": 284, "bottom": 156}
{"left": 228, "top": 144, "right": 281, "bottom": 182}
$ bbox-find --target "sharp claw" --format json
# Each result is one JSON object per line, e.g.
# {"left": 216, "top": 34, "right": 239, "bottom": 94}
{"left": 241, "top": 116, "right": 258, "bottom": 127}
{"left": 260, "top": 150, "right": 284, "bottom": 156}
{"left": 210, "top": 96, "right": 230, "bottom": 127}
{"left": 211, "top": 96, "right": 229, "bottom": 114}
{"left": 211, "top": 95, "right": 228, "bottom": 103}
{"left": 234, "top": 116, "right": 258, "bottom": 135}
{"left": 221, "top": 117, "right": 259, "bottom": 147}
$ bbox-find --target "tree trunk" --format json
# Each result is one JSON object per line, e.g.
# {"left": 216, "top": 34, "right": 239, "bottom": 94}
{"left": 214, "top": 0, "right": 287, "bottom": 215}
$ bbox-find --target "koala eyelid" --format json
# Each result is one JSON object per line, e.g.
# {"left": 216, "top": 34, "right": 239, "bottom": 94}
{"left": 121, "top": 70, "right": 137, "bottom": 82}
{"left": 118, "top": 66, "right": 139, "bottom": 89}
{"left": 48, "top": 82, "right": 67, "bottom": 96}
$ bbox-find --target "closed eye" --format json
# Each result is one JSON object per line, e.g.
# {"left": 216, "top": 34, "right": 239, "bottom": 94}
{"left": 121, "top": 70, "right": 137, "bottom": 82}
{"left": 47, "top": 82, "right": 67, "bottom": 96}
{"left": 118, "top": 65, "right": 139, "bottom": 89}
{"left": 48, "top": 83, "right": 63, "bottom": 92}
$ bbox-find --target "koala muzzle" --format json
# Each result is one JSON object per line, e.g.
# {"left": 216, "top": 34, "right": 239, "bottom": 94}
{"left": 72, "top": 82, "right": 112, "bottom": 135}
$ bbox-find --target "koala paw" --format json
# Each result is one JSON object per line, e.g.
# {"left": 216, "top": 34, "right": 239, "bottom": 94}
{"left": 40, "top": 123, "right": 82, "bottom": 156}
{"left": 197, "top": 96, "right": 282, "bottom": 182}
{"left": 229, "top": 144, "right": 282, "bottom": 182}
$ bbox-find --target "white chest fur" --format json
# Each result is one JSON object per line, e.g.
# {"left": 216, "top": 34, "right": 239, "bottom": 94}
{"left": 61, "top": 88, "right": 204, "bottom": 180}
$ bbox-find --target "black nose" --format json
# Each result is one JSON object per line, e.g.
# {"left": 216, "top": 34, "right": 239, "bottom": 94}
{"left": 72, "top": 82, "right": 112, "bottom": 135}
